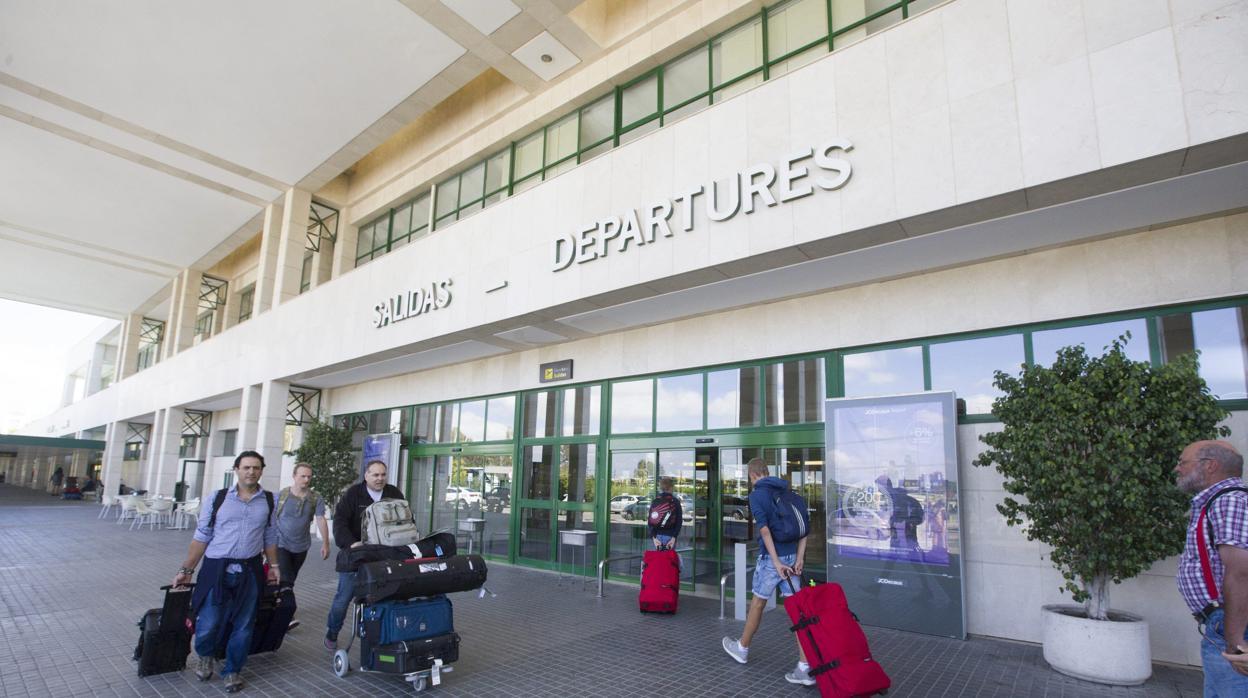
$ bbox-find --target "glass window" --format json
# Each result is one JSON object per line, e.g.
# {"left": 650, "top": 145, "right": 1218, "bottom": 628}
{"left": 768, "top": 0, "right": 828, "bottom": 59}
{"left": 485, "top": 395, "right": 515, "bottom": 441}
{"left": 514, "top": 131, "right": 544, "bottom": 181}
{"left": 843, "top": 346, "right": 924, "bottom": 398}
{"left": 562, "top": 385, "right": 600, "bottom": 436}
{"left": 435, "top": 176, "right": 459, "bottom": 220}
{"left": 765, "top": 358, "right": 824, "bottom": 425}
{"left": 519, "top": 508, "right": 553, "bottom": 561}
{"left": 610, "top": 379, "right": 654, "bottom": 433}
{"left": 930, "top": 334, "right": 1025, "bottom": 414}
{"left": 664, "top": 48, "right": 710, "bottom": 110}
{"left": 409, "top": 193, "right": 431, "bottom": 235}
{"left": 220, "top": 429, "right": 237, "bottom": 457}
{"left": 356, "top": 218, "right": 377, "bottom": 258}
{"left": 621, "top": 74, "right": 659, "bottom": 127}
{"left": 237, "top": 284, "right": 254, "bottom": 323}
{"left": 1031, "top": 319, "right": 1149, "bottom": 366}
{"left": 459, "top": 162, "right": 486, "bottom": 206}
{"left": 656, "top": 373, "right": 703, "bottom": 432}
{"left": 1160, "top": 307, "right": 1248, "bottom": 400}
{"left": 560, "top": 444, "right": 596, "bottom": 503}
{"left": 392, "top": 202, "right": 412, "bottom": 239}
{"left": 545, "top": 113, "right": 578, "bottom": 167}
{"left": 457, "top": 399, "right": 486, "bottom": 442}
{"left": 579, "top": 95, "right": 614, "bottom": 149}
{"left": 525, "top": 445, "right": 555, "bottom": 500}
{"left": 523, "top": 391, "right": 557, "bottom": 438}
{"left": 484, "top": 148, "right": 510, "bottom": 196}
{"left": 707, "top": 367, "right": 760, "bottom": 429}
{"left": 712, "top": 17, "right": 763, "bottom": 87}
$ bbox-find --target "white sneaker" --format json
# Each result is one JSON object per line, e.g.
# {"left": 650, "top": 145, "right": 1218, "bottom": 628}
{"left": 785, "top": 663, "right": 816, "bottom": 686}
{"left": 722, "top": 636, "right": 748, "bottom": 664}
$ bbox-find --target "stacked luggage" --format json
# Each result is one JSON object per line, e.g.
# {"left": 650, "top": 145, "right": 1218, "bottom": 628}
{"left": 332, "top": 501, "right": 488, "bottom": 693}
{"left": 62, "top": 476, "right": 83, "bottom": 500}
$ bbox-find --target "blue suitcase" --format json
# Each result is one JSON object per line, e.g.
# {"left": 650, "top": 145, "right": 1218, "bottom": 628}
{"left": 361, "top": 596, "right": 453, "bottom": 645}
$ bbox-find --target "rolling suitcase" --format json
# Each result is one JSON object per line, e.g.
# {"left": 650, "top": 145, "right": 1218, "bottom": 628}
{"left": 361, "top": 595, "right": 454, "bottom": 645}
{"left": 638, "top": 548, "right": 680, "bottom": 613}
{"left": 353, "top": 554, "right": 488, "bottom": 604}
{"left": 361, "top": 632, "right": 460, "bottom": 674}
{"left": 783, "top": 578, "right": 890, "bottom": 698}
{"left": 133, "top": 584, "right": 195, "bottom": 677}
{"left": 213, "top": 584, "right": 296, "bottom": 658}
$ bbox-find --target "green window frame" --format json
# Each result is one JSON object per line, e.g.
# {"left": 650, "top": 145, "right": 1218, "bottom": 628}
{"left": 237, "top": 284, "right": 255, "bottom": 323}
{"left": 299, "top": 251, "right": 313, "bottom": 293}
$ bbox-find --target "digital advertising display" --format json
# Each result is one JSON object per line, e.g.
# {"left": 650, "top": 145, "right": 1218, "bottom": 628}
{"left": 825, "top": 392, "right": 966, "bottom": 639}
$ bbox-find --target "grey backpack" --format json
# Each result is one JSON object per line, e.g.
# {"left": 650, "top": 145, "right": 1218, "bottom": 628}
{"left": 361, "top": 498, "right": 421, "bottom": 547}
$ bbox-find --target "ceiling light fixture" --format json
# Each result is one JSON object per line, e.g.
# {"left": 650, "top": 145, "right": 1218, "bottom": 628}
{"left": 540, "top": 54, "right": 553, "bottom": 63}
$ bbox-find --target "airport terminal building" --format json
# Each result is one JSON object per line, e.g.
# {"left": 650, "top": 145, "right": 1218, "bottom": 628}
{"left": 4, "top": 0, "right": 1247, "bottom": 668}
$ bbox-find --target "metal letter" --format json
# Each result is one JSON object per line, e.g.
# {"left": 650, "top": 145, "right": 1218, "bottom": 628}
{"left": 436, "top": 279, "right": 453, "bottom": 308}
{"left": 422, "top": 284, "right": 437, "bottom": 314}
{"left": 672, "top": 185, "right": 703, "bottom": 232}
{"left": 618, "top": 209, "right": 646, "bottom": 252}
{"left": 576, "top": 223, "right": 599, "bottom": 264}
{"left": 741, "top": 163, "right": 778, "bottom": 214}
{"left": 814, "top": 139, "right": 854, "bottom": 190}
{"left": 552, "top": 233, "right": 576, "bottom": 272}
{"left": 597, "top": 216, "right": 621, "bottom": 257}
{"left": 410, "top": 288, "right": 425, "bottom": 316}
{"left": 645, "top": 200, "right": 674, "bottom": 242}
{"left": 777, "top": 148, "right": 815, "bottom": 202}
{"left": 705, "top": 176, "right": 741, "bottom": 222}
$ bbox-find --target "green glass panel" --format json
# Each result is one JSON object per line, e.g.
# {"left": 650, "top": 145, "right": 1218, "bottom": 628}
{"left": 656, "top": 373, "right": 702, "bottom": 432}
{"left": 579, "top": 95, "right": 614, "bottom": 148}
{"left": 621, "top": 74, "right": 659, "bottom": 126}
{"left": 768, "top": 0, "right": 828, "bottom": 58}
{"left": 664, "top": 48, "right": 710, "bottom": 109}
{"left": 929, "top": 334, "right": 1024, "bottom": 414}
{"left": 712, "top": 17, "right": 763, "bottom": 87}
{"left": 844, "top": 346, "right": 924, "bottom": 398}
{"left": 610, "top": 378, "right": 654, "bottom": 433}
{"left": 485, "top": 395, "right": 515, "bottom": 441}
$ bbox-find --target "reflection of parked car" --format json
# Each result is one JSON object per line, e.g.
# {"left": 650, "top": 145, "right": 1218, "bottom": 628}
{"left": 485, "top": 486, "right": 510, "bottom": 512}
{"left": 445, "top": 485, "right": 482, "bottom": 505}
{"left": 676, "top": 494, "right": 694, "bottom": 520}
{"left": 609, "top": 494, "right": 641, "bottom": 513}
{"left": 622, "top": 499, "right": 651, "bottom": 520}
{"left": 722, "top": 495, "right": 750, "bottom": 520}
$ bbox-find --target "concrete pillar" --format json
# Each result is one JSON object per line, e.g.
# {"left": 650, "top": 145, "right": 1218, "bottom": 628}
{"left": 273, "top": 188, "right": 312, "bottom": 309}
{"left": 117, "top": 314, "right": 143, "bottom": 379}
{"left": 221, "top": 281, "right": 239, "bottom": 332}
{"left": 311, "top": 240, "right": 333, "bottom": 290}
{"left": 237, "top": 384, "right": 262, "bottom": 457}
{"left": 254, "top": 202, "right": 285, "bottom": 315}
{"left": 330, "top": 207, "right": 358, "bottom": 279}
{"left": 86, "top": 342, "right": 107, "bottom": 395}
{"left": 151, "top": 406, "right": 186, "bottom": 497}
{"left": 60, "top": 374, "right": 77, "bottom": 408}
{"left": 255, "top": 380, "right": 289, "bottom": 492}
{"left": 160, "top": 279, "right": 181, "bottom": 362}
{"left": 142, "top": 412, "right": 163, "bottom": 492}
{"left": 169, "top": 269, "right": 204, "bottom": 356}
{"left": 102, "top": 421, "right": 126, "bottom": 498}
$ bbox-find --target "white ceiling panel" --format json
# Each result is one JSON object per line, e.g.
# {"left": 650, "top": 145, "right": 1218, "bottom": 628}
{"left": 0, "top": 237, "right": 169, "bottom": 317}
{"left": 512, "top": 31, "right": 580, "bottom": 82}
{"left": 0, "top": 117, "right": 260, "bottom": 265}
{"left": 0, "top": 0, "right": 466, "bottom": 184}
{"left": 441, "top": 0, "right": 521, "bottom": 35}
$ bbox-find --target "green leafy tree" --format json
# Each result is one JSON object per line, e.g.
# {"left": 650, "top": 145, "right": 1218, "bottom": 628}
{"left": 973, "top": 335, "right": 1229, "bottom": 620}
{"left": 294, "top": 419, "right": 358, "bottom": 508}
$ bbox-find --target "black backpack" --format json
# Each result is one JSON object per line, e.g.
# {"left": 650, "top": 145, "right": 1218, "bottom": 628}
{"left": 769, "top": 489, "right": 810, "bottom": 543}
{"left": 207, "top": 488, "right": 274, "bottom": 528}
{"left": 648, "top": 495, "right": 679, "bottom": 530}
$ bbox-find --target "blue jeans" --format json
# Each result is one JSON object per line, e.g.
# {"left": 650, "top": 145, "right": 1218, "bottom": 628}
{"left": 1201, "top": 609, "right": 1248, "bottom": 697}
{"left": 752, "top": 553, "right": 799, "bottom": 598}
{"left": 193, "top": 567, "right": 259, "bottom": 676}
{"left": 326, "top": 571, "right": 355, "bottom": 638}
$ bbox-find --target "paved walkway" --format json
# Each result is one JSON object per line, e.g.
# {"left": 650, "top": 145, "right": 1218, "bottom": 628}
{"left": 0, "top": 484, "right": 1203, "bottom": 697}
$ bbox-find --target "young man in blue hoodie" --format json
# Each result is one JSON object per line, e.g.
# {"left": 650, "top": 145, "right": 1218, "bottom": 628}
{"left": 722, "top": 457, "right": 813, "bottom": 686}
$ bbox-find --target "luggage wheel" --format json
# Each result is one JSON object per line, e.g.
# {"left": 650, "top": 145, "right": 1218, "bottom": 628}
{"left": 332, "top": 649, "right": 350, "bottom": 678}
{"left": 405, "top": 658, "right": 448, "bottom": 692}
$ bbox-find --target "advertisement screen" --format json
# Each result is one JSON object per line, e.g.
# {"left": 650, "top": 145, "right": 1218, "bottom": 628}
{"left": 827, "top": 396, "right": 955, "bottom": 568}
{"left": 362, "top": 433, "right": 400, "bottom": 487}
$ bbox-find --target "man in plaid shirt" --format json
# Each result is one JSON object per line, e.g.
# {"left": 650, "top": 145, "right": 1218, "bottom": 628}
{"left": 1175, "top": 440, "right": 1248, "bottom": 695}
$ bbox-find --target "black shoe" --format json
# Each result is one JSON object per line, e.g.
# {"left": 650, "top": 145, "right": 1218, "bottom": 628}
{"left": 287, "top": 619, "right": 300, "bottom": 631}
{"left": 223, "top": 673, "right": 244, "bottom": 693}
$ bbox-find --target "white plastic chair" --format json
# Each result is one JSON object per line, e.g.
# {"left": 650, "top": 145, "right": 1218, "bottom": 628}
{"left": 116, "top": 495, "right": 139, "bottom": 524}
{"left": 97, "top": 494, "right": 117, "bottom": 519}
{"left": 174, "top": 498, "right": 200, "bottom": 530}
{"left": 130, "top": 499, "right": 161, "bottom": 531}
{"left": 148, "top": 498, "right": 174, "bottom": 528}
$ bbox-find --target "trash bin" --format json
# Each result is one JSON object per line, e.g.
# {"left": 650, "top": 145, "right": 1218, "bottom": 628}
{"left": 173, "top": 481, "right": 186, "bottom": 502}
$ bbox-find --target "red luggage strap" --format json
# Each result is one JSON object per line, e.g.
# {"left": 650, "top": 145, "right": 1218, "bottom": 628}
{"left": 1195, "top": 486, "right": 1248, "bottom": 616}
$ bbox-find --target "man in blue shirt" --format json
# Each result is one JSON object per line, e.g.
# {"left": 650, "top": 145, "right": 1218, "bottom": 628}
{"left": 174, "top": 451, "right": 279, "bottom": 694}
{"left": 721, "top": 457, "right": 813, "bottom": 686}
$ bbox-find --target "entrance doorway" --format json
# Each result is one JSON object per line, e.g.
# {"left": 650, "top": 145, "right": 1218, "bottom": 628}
{"left": 409, "top": 448, "right": 513, "bottom": 558}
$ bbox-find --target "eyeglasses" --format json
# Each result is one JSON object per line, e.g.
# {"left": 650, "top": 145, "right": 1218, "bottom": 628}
{"left": 1176, "top": 457, "right": 1214, "bottom": 467}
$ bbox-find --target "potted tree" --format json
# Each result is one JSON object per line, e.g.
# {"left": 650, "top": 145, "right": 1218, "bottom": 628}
{"left": 294, "top": 418, "right": 358, "bottom": 509}
{"left": 974, "top": 335, "right": 1229, "bottom": 685}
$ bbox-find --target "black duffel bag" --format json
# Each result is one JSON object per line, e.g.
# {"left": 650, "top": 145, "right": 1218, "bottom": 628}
{"left": 335, "top": 532, "right": 458, "bottom": 573}
{"left": 353, "top": 554, "right": 488, "bottom": 603}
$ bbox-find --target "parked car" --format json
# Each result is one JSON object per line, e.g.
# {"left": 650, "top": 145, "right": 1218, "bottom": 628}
{"left": 485, "top": 486, "right": 511, "bottom": 512}
{"left": 722, "top": 495, "right": 750, "bottom": 520}
{"left": 622, "top": 499, "right": 651, "bottom": 520}
{"left": 445, "top": 485, "right": 482, "bottom": 506}
{"left": 677, "top": 493, "right": 694, "bottom": 521}
{"left": 609, "top": 494, "right": 642, "bottom": 513}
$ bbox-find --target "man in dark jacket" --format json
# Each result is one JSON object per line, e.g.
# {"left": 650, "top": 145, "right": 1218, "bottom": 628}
{"left": 324, "top": 460, "right": 405, "bottom": 650}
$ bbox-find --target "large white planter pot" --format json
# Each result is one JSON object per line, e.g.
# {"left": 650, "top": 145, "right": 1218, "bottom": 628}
{"left": 1041, "top": 604, "right": 1151, "bottom": 686}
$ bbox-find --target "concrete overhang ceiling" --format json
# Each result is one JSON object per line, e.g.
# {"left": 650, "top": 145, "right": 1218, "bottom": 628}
{"left": 0, "top": 0, "right": 593, "bottom": 318}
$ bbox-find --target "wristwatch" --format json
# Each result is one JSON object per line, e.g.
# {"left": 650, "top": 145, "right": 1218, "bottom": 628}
{"left": 178, "top": 566, "right": 195, "bottom": 576}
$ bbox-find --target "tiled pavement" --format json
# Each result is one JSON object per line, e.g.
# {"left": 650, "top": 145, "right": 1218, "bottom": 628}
{"left": 0, "top": 484, "right": 1204, "bottom": 697}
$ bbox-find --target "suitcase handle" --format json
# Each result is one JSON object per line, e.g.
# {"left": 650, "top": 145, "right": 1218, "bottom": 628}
{"left": 162, "top": 584, "right": 195, "bottom": 592}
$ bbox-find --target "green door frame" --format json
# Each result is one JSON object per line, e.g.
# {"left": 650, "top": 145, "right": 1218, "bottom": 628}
{"left": 408, "top": 442, "right": 514, "bottom": 561}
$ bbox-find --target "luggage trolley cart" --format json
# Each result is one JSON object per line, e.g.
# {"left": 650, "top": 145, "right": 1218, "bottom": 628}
{"left": 331, "top": 595, "right": 458, "bottom": 693}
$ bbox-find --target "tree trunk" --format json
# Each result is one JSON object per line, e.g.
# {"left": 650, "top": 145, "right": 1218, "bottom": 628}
{"left": 1084, "top": 574, "right": 1111, "bottom": 621}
